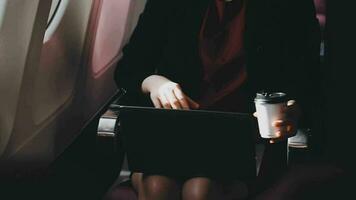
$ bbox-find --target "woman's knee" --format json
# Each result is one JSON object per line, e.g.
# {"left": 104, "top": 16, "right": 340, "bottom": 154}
{"left": 136, "top": 174, "right": 180, "bottom": 200}
{"left": 182, "top": 177, "right": 221, "bottom": 200}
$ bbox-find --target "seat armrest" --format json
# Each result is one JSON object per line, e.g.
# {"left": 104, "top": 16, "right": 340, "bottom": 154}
{"left": 97, "top": 88, "right": 126, "bottom": 138}
{"left": 288, "top": 129, "right": 312, "bottom": 165}
{"left": 98, "top": 110, "right": 119, "bottom": 138}
{"left": 288, "top": 129, "right": 310, "bottom": 149}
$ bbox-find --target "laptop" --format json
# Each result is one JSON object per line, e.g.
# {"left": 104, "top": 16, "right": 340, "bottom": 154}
{"left": 118, "top": 105, "right": 256, "bottom": 180}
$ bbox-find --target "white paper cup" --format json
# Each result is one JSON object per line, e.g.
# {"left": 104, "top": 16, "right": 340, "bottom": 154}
{"left": 254, "top": 92, "right": 288, "bottom": 138}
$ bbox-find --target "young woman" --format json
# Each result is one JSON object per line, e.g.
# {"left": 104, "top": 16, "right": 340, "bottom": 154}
{"left": 114, "top": 0, "right": 321, "bottom": 199}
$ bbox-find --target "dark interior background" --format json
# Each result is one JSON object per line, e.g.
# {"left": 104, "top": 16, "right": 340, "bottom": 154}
{"left": 2, "top": 1, "right": 356, "bottom": 199}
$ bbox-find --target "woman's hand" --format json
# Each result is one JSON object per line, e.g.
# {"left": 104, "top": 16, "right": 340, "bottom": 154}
{"left": 142, "top": 75, "right": 200, "bottom": 110}
{"left": 270, "top": 100, "right": 301, "bottom": 143}
{"left": 254, "top": 100, "right": 301, "bottom": 143}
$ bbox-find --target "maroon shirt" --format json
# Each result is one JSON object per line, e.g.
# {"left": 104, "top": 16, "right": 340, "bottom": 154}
{"left": 198, "top": 0, "right": 248, "bottom": 112}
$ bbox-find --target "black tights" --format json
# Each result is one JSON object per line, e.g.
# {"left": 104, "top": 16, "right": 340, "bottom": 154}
{"left": 131, "top": 173, "right": 248, "bottom": 200}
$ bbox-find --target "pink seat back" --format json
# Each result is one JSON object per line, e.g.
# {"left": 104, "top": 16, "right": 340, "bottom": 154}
{"left": 314, "top": 0, "right": 326, "bottom": 28}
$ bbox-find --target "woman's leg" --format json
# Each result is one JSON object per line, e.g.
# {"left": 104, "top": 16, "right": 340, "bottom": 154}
{"left": 182, "top": 177, "right": 249, "bottom": 200}
{"left": 131, "top": 172, "right": 180, "bottom": 200}
{"left": 182, "top": 177, "right": 223, "bottom": 200}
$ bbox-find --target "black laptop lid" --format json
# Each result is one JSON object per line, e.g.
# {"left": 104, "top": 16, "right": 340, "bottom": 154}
{"left": 119, "top": 106, "right": 256, "bottom": 180}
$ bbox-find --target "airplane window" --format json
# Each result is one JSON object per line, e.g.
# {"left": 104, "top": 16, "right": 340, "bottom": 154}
{"left": 0, "top": 1, "right": 6, "bottom": 28}
{"left": 90, "top": 0, "right": 146, "bottom": 77}
{"left": 47, "top": 0, "right": 61, "bottom": 28}
{"left": 44, "top": 0, "right": 69, "bottom": 42}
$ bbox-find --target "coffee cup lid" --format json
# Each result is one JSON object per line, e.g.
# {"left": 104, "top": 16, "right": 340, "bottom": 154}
{"left": 254, "top": 92, "right": 288, "bottom": 104}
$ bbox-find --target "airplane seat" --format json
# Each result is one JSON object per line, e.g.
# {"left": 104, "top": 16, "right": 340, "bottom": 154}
{"left": 314, "top": 0, "right": 326, "bottom": 29}
{"left": 285, "top": 0, "right": 326, "bottom": 164}
{"left": 98, "top": 99, "right": 138, "bottom": 200}
{"left": 314, "top": 0, "right": 326, "bottom": 57}
{"left": 102, "top": 1, "right": 325, "bottom": 199}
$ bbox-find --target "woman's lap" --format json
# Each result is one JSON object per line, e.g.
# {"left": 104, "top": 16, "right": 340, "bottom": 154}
{"left": 131, "top": 172, "right": 249, "bottom": 200}
{"left": 131, "top": 163, "right": 346, "bottom": 200}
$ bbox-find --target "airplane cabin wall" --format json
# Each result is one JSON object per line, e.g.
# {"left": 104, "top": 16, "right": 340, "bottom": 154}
{"left": 0, "top": 0, "right": 147, "bottom": 172}
{"left": 0, "top": 0, "right": 51, "bottom": 163}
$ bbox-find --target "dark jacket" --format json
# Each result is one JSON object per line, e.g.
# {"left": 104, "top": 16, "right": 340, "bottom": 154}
{"left": 114, "top": 0, "right": 322, "bottom": 131}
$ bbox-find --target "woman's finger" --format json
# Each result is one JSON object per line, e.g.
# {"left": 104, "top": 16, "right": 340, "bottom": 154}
{"left": 273, "top": 120, "right": 289, "bottom": 127}
{"left": 269, "top": 131, "right": 282, "bottom": 143}
{"left": 270, "top": 130, "right": 295, "bottom": 143}
{"left": 158, "top": 93, "right": 172, "bottom": 109}
{"left": 270, "top": 123, "right": 297, "bottom": 143}
{"left": 253, "top": 112, "right": 258, "bottom": 118}
{"left": 173, "top": 87, "right": 190, "bottom": 110}
{"left": 273, "top": 119, "right": 297, "bottom": 133}
{"left": 270, "top": 131, "right": 296, "bottom": 144}
{"left": 186, "top": 96, "right": 200, "bottom": 109}
{"left": 151, "top": 95, "right": 162, "bottom": 108}
{"left": 164, "top": 90, "right": 182, "bottom": 110}
{"left": 272, "top": 120, "right": 289, "bottom": 136}
{"left": 287, "top": 99, "right": 297, "bottom": 106}
{"left": 270, "top": 138, "right": 285, "bottom": 144}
